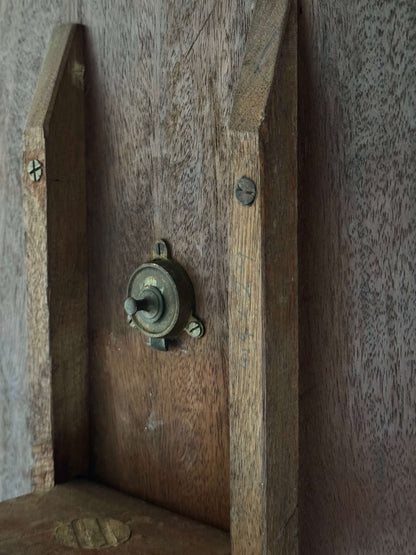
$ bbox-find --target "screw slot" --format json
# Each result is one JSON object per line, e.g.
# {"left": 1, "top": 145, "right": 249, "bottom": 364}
{"left": 235, "top": 176, "right": 257, "bottom": 206}
{"left": 27, "top": 159, "right": 43, "bottom": 182}
{"left": 185, "top": 318, "right": 205, "bottom": 338}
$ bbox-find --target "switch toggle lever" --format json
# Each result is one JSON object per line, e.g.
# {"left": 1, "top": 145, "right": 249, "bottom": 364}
{"left": 124, "top": 286, "right": 165, "bottom": 323}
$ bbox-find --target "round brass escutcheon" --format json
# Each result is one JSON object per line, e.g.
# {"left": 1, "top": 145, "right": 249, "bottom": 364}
{"left": 125, "top": 245, "right": 195, "bottom": 339}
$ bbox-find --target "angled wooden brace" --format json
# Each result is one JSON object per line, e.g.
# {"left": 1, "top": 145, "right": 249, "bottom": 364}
{"left": 229, "top": 1, "right": 298, "bottom": 553}
{"left": 23, "top": 24, "right": 88, "bottom": 491}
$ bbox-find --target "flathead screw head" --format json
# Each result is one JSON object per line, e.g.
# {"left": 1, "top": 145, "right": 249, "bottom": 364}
{"left": 185, "top": 319, "right": 205, "bottom": 338}
{"left": 235, "top": 176, "right": 257, "bottom": 206}
{"left": 27, "top": 159, "right": 43, "bottom": 182}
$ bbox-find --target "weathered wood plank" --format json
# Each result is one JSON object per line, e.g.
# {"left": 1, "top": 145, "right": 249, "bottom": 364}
{"left": 229, "top": 1, "right": 298, "bottom": 553}
{"left": 23, "top": 24, "right": 88, "bottom": 490}
{"left": 0, "top": 479, "right": 230, "bottom": 554}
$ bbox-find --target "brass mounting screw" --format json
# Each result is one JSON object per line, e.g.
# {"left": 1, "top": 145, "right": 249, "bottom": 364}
{"left": 185, "top": 319, "right": 205, "bottom": 338}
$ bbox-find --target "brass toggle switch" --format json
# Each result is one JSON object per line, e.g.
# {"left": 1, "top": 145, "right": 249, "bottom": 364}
{"left": 124, "top": 240, "right": 204, "bottom": 351}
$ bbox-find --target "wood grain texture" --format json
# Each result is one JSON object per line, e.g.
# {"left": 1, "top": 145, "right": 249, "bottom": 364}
{"left": 299, "top": 0, "right": 416, "bottom": 553}
{"left": 0, "top": 0, "right": 85, "bottom": 502}
{"left": 0, "top": 479, "right": 230, "bottom": 554}
{"left": 83, "top": 0, "right": 253, "bottom": 530}
{"left": 0, "top": 1, "right": 415, "bottom": 552}
{"left": 229, "top": 2, "right": 298, "bottom": 553}
{"left": 0, "top": 0, "right": 253, "bottom": 520}
{"left": 230, "top": 0, "right": 291, "bottom": 131}
{"left": 23, "top": 23, "right": 88, "bottom": 490}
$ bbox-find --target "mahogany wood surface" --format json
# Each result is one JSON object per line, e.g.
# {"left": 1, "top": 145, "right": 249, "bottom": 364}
{"left": 0, "top": 479, "right": 230, "bottom": 554}
{"left": 3, "top": 1, "right": 414, "bottom": 553}
{"left": 299, "top": 1, "right": 416, "bottom": 552}
{"left": 0, "top": 0, "right": 257, "bottom": 527}
{"left": 4, "top": 2, "right": 300, "bottom": 546}
{"left": 81, "top": 0, "right": 253, "bottom": 529}
{"left": 23, "top": 24, "right": 88, "bottom": 491}
{"left": 229, "top": 2, "right": 298, "bottom": 553}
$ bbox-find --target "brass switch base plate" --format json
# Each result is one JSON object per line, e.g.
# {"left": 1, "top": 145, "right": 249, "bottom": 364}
{"left": 125, "top": 240, "right": 204, "bottom": 349}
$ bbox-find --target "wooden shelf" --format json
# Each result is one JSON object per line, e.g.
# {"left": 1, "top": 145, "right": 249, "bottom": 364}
{"left": 0, "top": 479, "right": 230, "bottom": 554}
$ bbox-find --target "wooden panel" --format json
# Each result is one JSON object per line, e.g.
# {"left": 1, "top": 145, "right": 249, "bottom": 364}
{"left": 0, "top": 0, "right": 74, "bottom": 502}
{"left": 23, "top": 24, "right": 88, "bottom": 490}
{"left": 229, "top": 2, "right": 298, "bottom": 553}
{"left": 299, "top": 1, "right": 416, "bottom": 553}
{"left": 1, "top": 2, "right": 415, "bottom": 552}
{"left": 0, "top": 479, "right": 230, "bottom": 554}
{"left": 82, "top": 0, "right": 254, "bottom": 530}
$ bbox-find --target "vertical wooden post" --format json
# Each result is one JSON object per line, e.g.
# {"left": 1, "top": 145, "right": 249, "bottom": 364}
{"left": 229, "top": 1, "right": 298, "bottom": 552}
{"left": 23, "top": 24, "right": 88, "bottom": 491}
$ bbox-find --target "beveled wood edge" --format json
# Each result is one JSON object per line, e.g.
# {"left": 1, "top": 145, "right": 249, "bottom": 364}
{"left": 230, "top": 0, "right": 291, "bottom": 132}
{"left": 25, "top": 24, "right": 77, "bottom": 136}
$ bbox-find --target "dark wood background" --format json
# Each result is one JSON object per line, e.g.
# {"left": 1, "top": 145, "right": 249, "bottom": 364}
{"left": 0, "top": 0, "right": 415, "bottom": 551}
{"left": 298, "top": 1, "right": 416, "bottom": 552}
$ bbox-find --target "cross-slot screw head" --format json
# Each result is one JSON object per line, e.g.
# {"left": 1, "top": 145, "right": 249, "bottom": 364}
{"left": 27, "top": 159, "right": 43, "bottom": 182}
{"left": 235, "top": 176, "right": 257, "bottom": 206}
